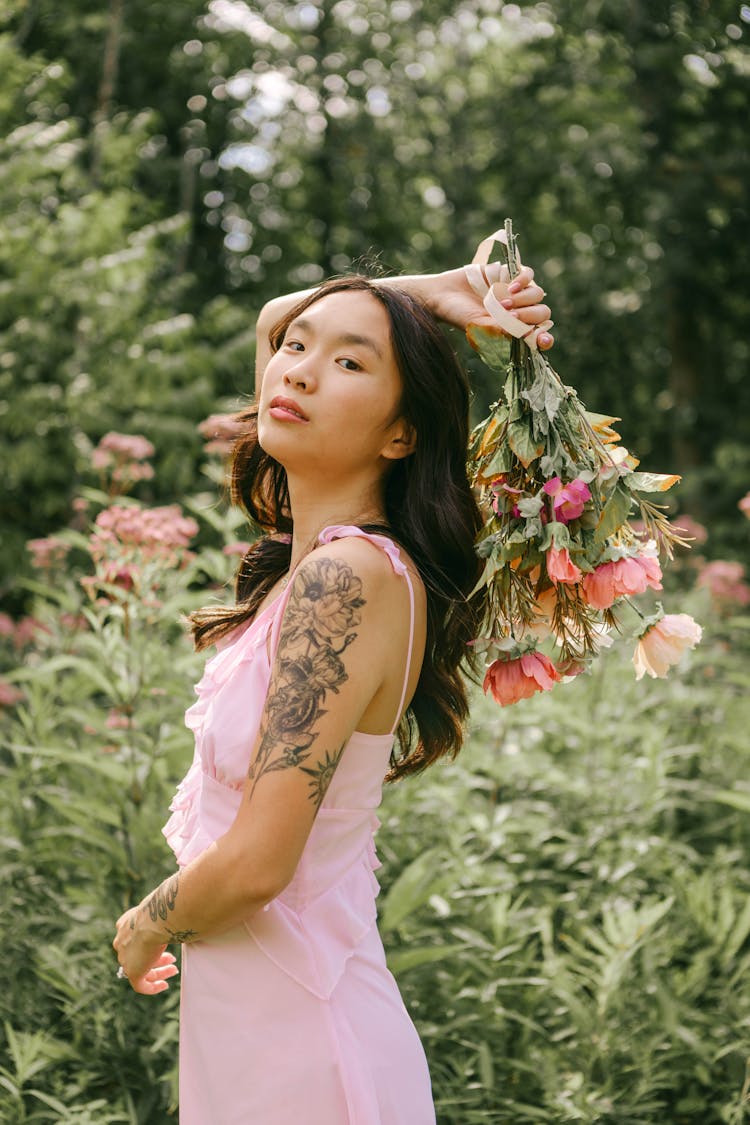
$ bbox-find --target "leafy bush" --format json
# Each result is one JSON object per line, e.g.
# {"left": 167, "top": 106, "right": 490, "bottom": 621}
{"left": 2, "top": 452, "right": 750, "bottom": 1122}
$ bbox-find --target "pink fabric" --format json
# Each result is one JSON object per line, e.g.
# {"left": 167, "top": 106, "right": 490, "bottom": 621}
{"left": 163, "top": 526, "right": 434, "bottom": 1124}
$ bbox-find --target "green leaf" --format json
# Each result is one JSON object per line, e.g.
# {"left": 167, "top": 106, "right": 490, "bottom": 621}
{"left": 507, "top": 420, "right": 543, "bottom": 468}
{"left": 594, "top": 483, "right": 633, "bottom": 543}
{"left": 466, "top": 324, "right": 511, "bottom": 370}
{"left": 380, "top": 847, "right": 445, "bottom": 931}
{"left": 627, "top": 471, "right": 681, "bottom": 493}
{"left": 387, "top": 943, "right": 465, "bottom": 974}
{"left": 519, "top": 369, "right": 565, "bottom": 424}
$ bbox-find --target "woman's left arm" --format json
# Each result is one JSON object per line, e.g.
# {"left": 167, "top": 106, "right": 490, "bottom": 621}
{"left": 113, "top": 539, "right": 398, "bottom": 993}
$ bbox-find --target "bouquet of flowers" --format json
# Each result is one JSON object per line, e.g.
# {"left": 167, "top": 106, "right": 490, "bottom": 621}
{"left": 464, "top": 220, "right": 701, "bottom": 707}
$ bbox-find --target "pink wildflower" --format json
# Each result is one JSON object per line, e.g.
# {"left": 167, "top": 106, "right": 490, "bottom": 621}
{"left": 198, "top": 413, "right": 246, "bottom": 457}
{"left": 483, "top": 651, "right": 562, "bottom": 707}
{"left": 696, "top": 560, "right": 750, "bottom": 607}
{"left": 223, "top": 542, "right": 252, "bottom": 557}
{"left": 490, "top": 477, "right": 524, "bottom": 516}
{"left": 739, "top": 492, "right": 750, "bottom": 519}
{"left": 543, "top": 477, "right": 592, "bottom": 523}
{"left": 547, "top": 545, "right": 582, "bottom": 585}
{"left": 673, "top": 515, "right": 708, "bottom": 546}
{"left": 91, "top": 432, "right": 155, "bottom": 494}
{"left": 583, "top": 551, "right": 663, "bottom": 609}
{"left": 27, "top": 537, "right": 70, "bottom": 569}
{"left": 106, "top": 709, "right": 132, "bottom": 730}
{"left": 0, "top": 613, "right": 14, "bottom": 638}
{"left": 633, "top": 614, "right": 702, "bottom": 680}
{"left": 13, "top": 617, "right": 45, "bottom": 648}
{"left": 94, "top": 432, "right": 155, "bottom": 462}
{"left": 0, "top": 679, "right": 24, "bottom": 708}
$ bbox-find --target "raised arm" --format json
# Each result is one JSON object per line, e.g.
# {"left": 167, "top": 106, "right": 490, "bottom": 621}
{"left": 254, "top": 262, "right": 553, "bottom": 395}
{"left": 113, "top": 538, "right": 409, "bottom": 993}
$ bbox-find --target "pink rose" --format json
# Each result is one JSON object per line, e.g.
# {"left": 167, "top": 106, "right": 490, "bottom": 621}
{"left": 583, "top": 552, "right": 663, "bottom": 609}
{"left": 547, "top": 545, "right": 582, "bottom": 585}
{"left": 543, "top": 477, "right": 592, "bottom": 523}
{"left": 633, "top": 614, "right": 702, "bottom": 680}
{"left": 483, "top": 651, "right": 562, "bottom": 707}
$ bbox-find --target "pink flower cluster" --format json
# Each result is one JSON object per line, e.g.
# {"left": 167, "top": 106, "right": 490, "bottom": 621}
{"left": 27, "top": 537, "right": 70, "bottom": 570}
{"left": 0, "top": 613, "right": 47, "bottom": 648}
{"left": 739, "top": 492, "right": 750, "bottom": 519}
{"left": 0, "top": 679, "right": 24, "bottom": 709}
{"left": 543, "top": 476, "right": 591, "bottom": 523}
{"left": 91, "top": 504, "right": 198, "bottom": 555}
{"left": 85, "top": 504, "right": 199, "bottom": 593}
{"left": 696, "top": 560, "right": 750, "bottom": 608}
{"left": 198, "top": 413, "right": 246, "bottom": 458}
{"left": 91, "top": 432, "right": 155, "bottom": 488}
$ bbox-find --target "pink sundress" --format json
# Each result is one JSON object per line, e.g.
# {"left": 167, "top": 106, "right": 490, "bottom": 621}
{"left": 162, "top": 525, "right": 436, "bottom": 1124}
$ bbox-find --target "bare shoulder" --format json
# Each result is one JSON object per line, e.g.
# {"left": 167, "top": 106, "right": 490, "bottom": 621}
{"left": 291, "top": 535, "right": 422, "bottom": 611}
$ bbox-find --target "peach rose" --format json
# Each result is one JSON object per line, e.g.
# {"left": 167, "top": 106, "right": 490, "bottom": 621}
{"left": 546, "top": 545, "right": 582, "bottom": 585}
{"left": 483, "top": 651, "right": 562, "bottom": 706}
{"left": 583, "top": 553, "right": 663, "bottom": 610}
{"left": 633, "top": 614, "right": 702, "bottom": 680}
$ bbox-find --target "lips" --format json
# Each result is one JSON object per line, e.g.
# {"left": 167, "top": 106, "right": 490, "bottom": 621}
{"left": 268, "top": 396, "right": 309, "bottom": 422}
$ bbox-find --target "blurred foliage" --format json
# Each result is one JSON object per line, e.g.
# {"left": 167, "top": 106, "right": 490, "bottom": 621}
{"left": 1, "top": 467, "right": 750, "bottom": 1120}
{"left": 1, "top": 0, "right": 749, "bottom": 610}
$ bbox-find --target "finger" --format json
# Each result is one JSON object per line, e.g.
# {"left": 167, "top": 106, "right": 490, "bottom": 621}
{"left": 154, "top": 951, "right": 177, "bottom": 964}
{"left": 538, "top": 331, "right": 554, "bottom": 350}
{"left": 514, "top": 303, "right": 552, "bottom": 326}
{"left": 148, "top": 963, "right": 180, "bottom": 979}
{"left": 502, "top": 285, "right": 546, "bottom": 310}
{"left": 132, "top": 977, "right": 171, "bottom": 996}
{"left": 507, "top": 265, "right": 535, "bottom": 293}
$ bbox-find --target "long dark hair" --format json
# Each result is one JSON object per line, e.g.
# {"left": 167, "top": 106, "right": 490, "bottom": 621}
{"left": 191, "top": 277, "right": 489, "bottom": 780}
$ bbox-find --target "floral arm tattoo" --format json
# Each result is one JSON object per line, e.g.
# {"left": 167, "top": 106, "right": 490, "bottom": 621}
{"left": 247, "top": 556, "right": 365, "bottom": 810}
{"left": 138, "top": 872, "right": 199, "bottom": 943}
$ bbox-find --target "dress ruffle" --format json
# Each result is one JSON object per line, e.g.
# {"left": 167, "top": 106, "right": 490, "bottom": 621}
{"left": 162, "top": 758, "right": 214, "bottom": 866}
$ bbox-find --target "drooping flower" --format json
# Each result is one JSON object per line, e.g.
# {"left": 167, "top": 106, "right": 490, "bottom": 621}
{"left": 546, "top": 545, "right": 582, "bottom": 585}
{"left": 633, "top": 614, "right": 702, "bottom": 680}
{"left": 483, "top": 651, "right": 562, "bottom": 706}
{"left": 543, "top": 476, "right": 592, "bottom": 523}
{"left": 583, "top": 549, "right": 663, "bottom": 609}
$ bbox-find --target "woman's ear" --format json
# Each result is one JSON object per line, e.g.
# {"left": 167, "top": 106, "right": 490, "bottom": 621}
{"left": 381, "top": 418, "right": 417, "bottom": 461}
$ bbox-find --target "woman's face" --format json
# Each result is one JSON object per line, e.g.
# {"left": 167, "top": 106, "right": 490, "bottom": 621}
{"left": 257, "top": 289, "right": 412, "bottom": 481}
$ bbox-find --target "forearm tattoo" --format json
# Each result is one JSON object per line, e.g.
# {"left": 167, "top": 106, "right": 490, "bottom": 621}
{"left": 140, "top": 871, "right": 199, "bottom": 943}
{"left": 247, "top": 557, "right": 364, "bottom": 809}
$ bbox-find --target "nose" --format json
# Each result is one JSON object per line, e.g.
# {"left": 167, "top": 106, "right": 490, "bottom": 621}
{"left": 282, "top": 356, "right": 316, "bottom": 392}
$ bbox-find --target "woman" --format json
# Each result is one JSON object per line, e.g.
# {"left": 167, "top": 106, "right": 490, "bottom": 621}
{"left": 113, "top": 255, "right": 553, "bottom": 1123}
